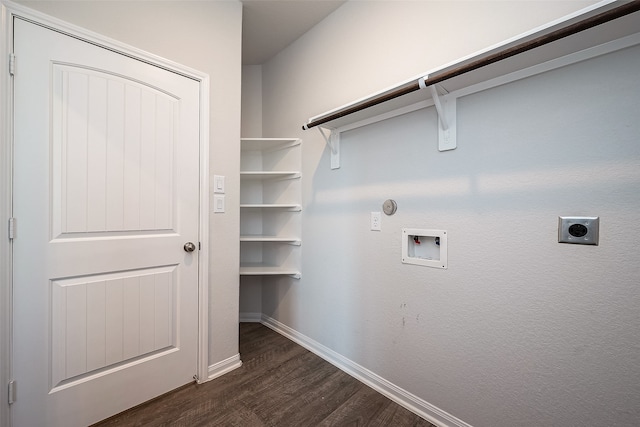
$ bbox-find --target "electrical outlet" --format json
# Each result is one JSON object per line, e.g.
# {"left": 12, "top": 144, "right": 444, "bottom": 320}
{"left": 558, "top": 216, "right": 599, "bottom": 245}
{"left": 371, "top": 212, "right": 381, "bottom": 231}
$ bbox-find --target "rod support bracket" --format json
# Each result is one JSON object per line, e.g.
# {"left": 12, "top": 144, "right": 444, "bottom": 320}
{"left": 318, "top": 126, "right": 341, "bottom": 169}
{"left": 421, "top": 78, "right": 457, "bottom": 152}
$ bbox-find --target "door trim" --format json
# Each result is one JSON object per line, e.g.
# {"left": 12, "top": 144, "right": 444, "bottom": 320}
{"left": 0, "top": 3, "right": 12, "bottom": 427}
{"left": 0, "top": 2, "right": 210, "bottom": 424}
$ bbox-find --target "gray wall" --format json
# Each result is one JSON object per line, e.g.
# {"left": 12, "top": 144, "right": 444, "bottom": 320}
{"left": 257, "top": 1, "right": 640, "bottom": 426}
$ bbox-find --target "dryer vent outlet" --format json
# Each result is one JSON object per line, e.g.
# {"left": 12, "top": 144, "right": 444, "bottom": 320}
{"left": 558, "top": 216, "right": 599, "bottom": 245}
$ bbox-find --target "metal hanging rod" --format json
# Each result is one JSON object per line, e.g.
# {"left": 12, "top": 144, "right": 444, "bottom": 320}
{"left": 302, "top": 0, "right": 640, "bottom": 131}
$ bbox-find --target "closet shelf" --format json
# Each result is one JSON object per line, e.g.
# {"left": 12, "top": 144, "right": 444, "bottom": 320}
{"left": 240, "top": 138, "right": 300, "bottom": 151}
{"left": 240, "top": 235, "right": 301, "bottom": 245}
{"left": 240, "top": 171, "right": 301, "bottom": 180}
{"left": 302, "top": 0, "right": 640, "bottom": 169}
{"left": 240, "top": 263, "right": 301, "bottom": 279}
{"left": 240, "top": 203, "right": 301, "bottom": 211}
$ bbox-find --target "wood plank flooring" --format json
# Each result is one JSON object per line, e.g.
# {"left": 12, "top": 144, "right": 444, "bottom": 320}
{"left": 92, "top": 323, "right": 435, "bottom": 426}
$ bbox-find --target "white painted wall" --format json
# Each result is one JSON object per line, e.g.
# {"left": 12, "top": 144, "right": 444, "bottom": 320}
{"left": 240, "top": 64, "right": 263, "bottom": 319}
{"left": 242, "top": 65, "right": 263, "bottom": 137}
{"left": 14, "top": 0, "right": 243, "bottom": 367}
{"left": 259, "top": 1, "right": 640, "bottom": 427}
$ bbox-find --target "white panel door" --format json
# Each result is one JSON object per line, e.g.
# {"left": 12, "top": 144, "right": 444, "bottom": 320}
{"left": 12, "top": 18, "right": 201, "bottom": 427}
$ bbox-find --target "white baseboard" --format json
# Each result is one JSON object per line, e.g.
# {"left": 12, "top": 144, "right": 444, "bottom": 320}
{"left": 207, "top": 353, "right": 242, "bottom": 381}
{"left": 239, "top": 312, "right": 262, "bottom": 323}
{"left": 260, "top": 315, "right": 472, "bottom": 427}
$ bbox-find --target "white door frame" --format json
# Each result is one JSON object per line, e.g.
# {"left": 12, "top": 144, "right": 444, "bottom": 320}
{"left": 0, "top": 4, "right": 12, "bottom": 427}
{"left": 0, "top": 2, "right": 210, "bottom": 424}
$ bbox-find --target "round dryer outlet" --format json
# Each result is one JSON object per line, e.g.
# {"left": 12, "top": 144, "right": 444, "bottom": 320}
{"left": 382, "top": 199, "right": 397, "bottom": 216}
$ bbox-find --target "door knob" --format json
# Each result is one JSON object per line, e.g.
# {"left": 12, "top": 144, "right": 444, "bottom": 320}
{"left": 184, "top": 242, "right": 196, "bottom": 252}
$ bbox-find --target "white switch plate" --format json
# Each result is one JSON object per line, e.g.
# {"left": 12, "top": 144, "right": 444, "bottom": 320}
{"left": 371, "top": 212, "right": 381, "bottom": 231}
{"left": 213, "top": 195, "right": 225, "bottom": 213}
{"left": 213, "top": 175, "right": 225, "bottom": 194}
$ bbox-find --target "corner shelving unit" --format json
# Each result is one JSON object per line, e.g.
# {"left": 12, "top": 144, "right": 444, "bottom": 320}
{"left": 239, "top": 138, "right": 302, "bottom": 279}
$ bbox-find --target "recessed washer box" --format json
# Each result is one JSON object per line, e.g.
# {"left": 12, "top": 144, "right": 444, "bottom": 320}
{"left": 402, "top": 228, "right": 447, "bottom": 269}
{"left": 558, "top": 216, "right": 599, "bottom": 245}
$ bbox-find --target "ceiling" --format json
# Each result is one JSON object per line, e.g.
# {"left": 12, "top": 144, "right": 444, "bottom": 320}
{"left": 241, "top": 0, "right": 346, "bottom": 65}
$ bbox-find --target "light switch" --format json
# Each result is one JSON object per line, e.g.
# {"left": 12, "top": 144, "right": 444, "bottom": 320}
{"left": 213, "top": 195, "right": 225, "bottom": 213}
{"left": 214, "top": 175, "right": 225, "bottom": 194}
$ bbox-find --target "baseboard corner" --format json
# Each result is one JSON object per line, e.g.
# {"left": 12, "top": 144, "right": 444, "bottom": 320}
{"left": 239, "top": 312, "right": 262, "bottom": 323}
{"left": 207, "top": 353, "right": 242, "bottom": 381}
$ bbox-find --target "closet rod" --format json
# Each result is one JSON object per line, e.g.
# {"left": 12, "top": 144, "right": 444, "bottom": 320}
{"left": 302, "top": 0, "right": 640, "bottom": 131}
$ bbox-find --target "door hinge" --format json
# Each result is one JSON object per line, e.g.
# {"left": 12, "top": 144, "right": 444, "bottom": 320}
{"left": 198, "top": 242, "right": 201, "bottom": 250}
{"left": 9, "top": 53, "right": 15, "bottom": 76}
{"left": 8, "top": 380, "right": 16, "bottom": 405}
{"left": 8, "top": 218, "right": 16, "bottom": 240}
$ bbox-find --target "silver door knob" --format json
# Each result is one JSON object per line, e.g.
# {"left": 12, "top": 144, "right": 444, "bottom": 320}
{"left": 184, "top": 242, "right": 196, "bottom": 253}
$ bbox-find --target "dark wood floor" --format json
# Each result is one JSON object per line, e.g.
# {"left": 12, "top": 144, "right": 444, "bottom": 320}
{"left": 93, "top": 323, "right": 435, "bottom": 426}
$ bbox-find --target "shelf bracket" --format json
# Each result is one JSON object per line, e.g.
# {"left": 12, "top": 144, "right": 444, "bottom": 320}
{"left": 289, "top": 273, "right": 302, "bottom": 279}
{"left": 420, "top": 78, "right": 457, "bottom": 152}
{"left": 318, "top": 126, "right": 340, "bottom": 169}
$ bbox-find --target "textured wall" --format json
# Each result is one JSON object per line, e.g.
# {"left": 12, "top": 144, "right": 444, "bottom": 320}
{"left": 260, "top": 1, "right": 640, "bottom": 426}
{"left": 16, "top": 0, "right": 243, "bottom": 367}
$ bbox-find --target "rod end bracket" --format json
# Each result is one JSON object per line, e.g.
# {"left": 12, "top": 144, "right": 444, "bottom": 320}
{"left": 318, "top": 127, "right": 341, "bottom": 169}
{"left": 438, "top": 96, "right": 457, "bottom": 152}
{"left": 428, "top": 84, "right": 457, "bottom": 152}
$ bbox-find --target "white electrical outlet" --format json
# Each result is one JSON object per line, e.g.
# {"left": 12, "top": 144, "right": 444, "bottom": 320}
{"left": 371, "top": 212, "right": 381, "bottom": 231}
